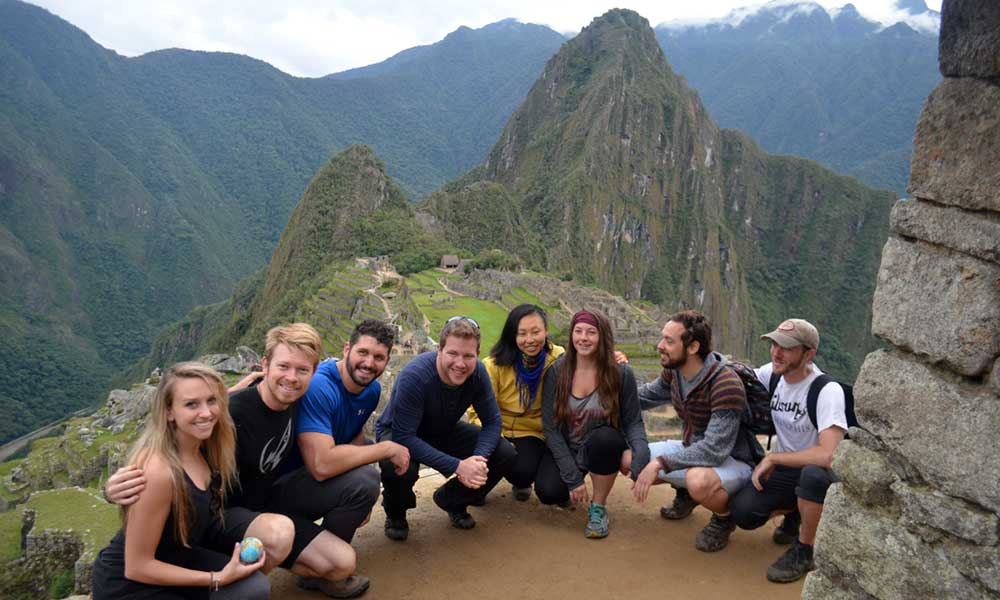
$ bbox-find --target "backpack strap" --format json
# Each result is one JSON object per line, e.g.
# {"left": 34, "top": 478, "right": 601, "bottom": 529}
{"left": 768, "top": 371, "right": 780, "bottom": 397}
{"left": 806, "top": 374, "right": 836, "bottom": 431}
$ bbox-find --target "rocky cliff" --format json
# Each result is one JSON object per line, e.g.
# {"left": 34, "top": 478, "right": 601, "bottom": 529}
{"left": 424, "top": 9, "right": 896, "bottom": 376}
{"left": 803, "top": 1, "right": 1000, "bottom": 597}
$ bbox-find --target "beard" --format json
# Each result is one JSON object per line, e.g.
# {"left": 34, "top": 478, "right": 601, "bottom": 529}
{"left": 661, "top": 351, "right": 688, "bottom": 370}
{"left": 345, "top": 354, "right": 381, "bottom": 388}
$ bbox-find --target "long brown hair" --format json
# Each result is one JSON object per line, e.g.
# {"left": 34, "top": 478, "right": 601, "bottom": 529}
{"left": 124, "top": 362, "right": 236, "bottom": 547}
{"left": 554, "top": 309, "right": 621, "bottom": 428}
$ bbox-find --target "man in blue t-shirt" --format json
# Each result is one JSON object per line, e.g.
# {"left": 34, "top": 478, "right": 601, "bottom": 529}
{"left": 375, "top": 316, "right": 516, "bottom": 541}
{"left": 269, "top": 320, "right": 410, "bottom": 578}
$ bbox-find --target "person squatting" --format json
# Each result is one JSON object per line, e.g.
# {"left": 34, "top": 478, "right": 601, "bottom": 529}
{"left": 97, "top": 308, "right": 847, "bottom": 597}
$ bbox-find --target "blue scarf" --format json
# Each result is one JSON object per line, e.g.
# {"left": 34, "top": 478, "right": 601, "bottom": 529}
{"left": 514, "top": 346, "right": 547, "bottom": 411}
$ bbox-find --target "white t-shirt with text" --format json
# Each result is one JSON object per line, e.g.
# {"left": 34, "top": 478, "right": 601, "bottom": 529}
{"left": 755, "top": 362, "right": 848, "bottom": 453}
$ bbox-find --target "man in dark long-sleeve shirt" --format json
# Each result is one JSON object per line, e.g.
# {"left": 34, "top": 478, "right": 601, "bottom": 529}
{"left": 375, "top": 317, "right": 516, "bottom": 541}
{"left": 633, "top": 310, "right": 763, "bottom": 553}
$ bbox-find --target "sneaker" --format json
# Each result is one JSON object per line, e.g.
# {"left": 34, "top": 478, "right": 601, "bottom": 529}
{"left": 297, "top": 575, "right": 370, "bottom": 598}
{"left": 383, "top": 512, "right": 409, "bottom": 541}
{"left": 513, "top": 486, "right": 531, "bottom": 502}
{"left": 766, "top": 539, "right": 815, "bottom": 583}
{"left": 433, "top": 486, "right": 476, "bottom": 530}
{"left": 660, "top": 487, "right": 697, "bottom": 520}
{"left": 694, "top": 513, "right": 735, "bottom": 552}
{"left": 772, "top": 512, "right": 801, "bottom": 545}
{"left": 584, "top": 502, "right": 609, "bottom": 539}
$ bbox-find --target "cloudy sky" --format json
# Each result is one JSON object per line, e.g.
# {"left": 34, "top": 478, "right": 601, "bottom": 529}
{"left": 31, "top": 0, "right": 942, "bottom": 78}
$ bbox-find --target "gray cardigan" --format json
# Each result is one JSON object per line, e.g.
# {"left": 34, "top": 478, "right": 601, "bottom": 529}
{"left": 541, "top": 357, "right": 650, "bottom": 490}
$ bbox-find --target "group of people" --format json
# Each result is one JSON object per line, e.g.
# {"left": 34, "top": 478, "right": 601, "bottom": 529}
{"left": 92, "top": 304, "right": 848, "bottom": 598}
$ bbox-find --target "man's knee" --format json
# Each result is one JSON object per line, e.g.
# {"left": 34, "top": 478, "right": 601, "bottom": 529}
{"left": 684, "top": 467, "right": 721, "bottom": 501}
{"left": 344, "top": 465, "right": 381, "bottom": 506}
{"left": 728, "top": 485, "right": 769, "bottom": 530}
{"left": 381, "top": 456, "right": 420, "bottom": 485}
{"left": 796, "top": 465, "right": 834, "bottom": 504}
{"left": 491, "top": 438, "right": 517, "bottom": 470}
{"left": 248, "top": 513, "right": 295, "bottom": 560}
{"left": 298, "top": 531, "right": 357, "bottom": 580}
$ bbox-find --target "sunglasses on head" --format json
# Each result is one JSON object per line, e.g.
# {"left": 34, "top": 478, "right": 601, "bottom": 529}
{"left": 446, "top": 315, "right": 480, "bottom": 331}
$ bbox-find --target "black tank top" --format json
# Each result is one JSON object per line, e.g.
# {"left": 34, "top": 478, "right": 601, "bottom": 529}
{"left": 91, "top": 470, "right": 220, "bottom": 599}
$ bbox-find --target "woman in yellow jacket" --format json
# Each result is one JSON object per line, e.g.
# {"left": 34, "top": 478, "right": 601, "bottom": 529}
{"left": 471, "top": 304, "right": 567, "bottom": 504}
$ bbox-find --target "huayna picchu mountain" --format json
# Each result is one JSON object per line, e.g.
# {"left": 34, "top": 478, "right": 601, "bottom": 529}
{"left": 422, "top": 9, "right": 896, "bottom": 377}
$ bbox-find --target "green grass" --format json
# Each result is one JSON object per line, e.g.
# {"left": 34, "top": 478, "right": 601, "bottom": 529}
{"left": 26, "top": 488, "right": 120, "bottom": 554}
{"left": 0, "top": 508, "right": 22, "bottom": 562}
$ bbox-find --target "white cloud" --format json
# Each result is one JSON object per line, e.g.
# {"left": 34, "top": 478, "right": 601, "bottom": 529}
{"left": 28, "top": 0, "right": 943, "bottom": 77}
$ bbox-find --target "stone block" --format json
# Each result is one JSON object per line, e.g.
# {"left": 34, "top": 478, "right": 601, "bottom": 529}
{"left": 855, "top": 349, "right": 1000, "bottom": 512}
{"left": 939, "top": 0, "right": 1000, "bottom": 79}
{"left": 831, "top": 440, "right": 898, "bottom": 507}
{"left": 944, "top": 541, "right": 1000, "bottom": 595}
{"left": 892, "top": 481, "right": 999, "bottom": 545}
{"left": 816, "top": 485, "right": 984, "bottom": 599}
{"left": 802, "top": 570, "right": 870, "bottom": 600}
{"left": 871, "top": 237, "right": 1000, "bottom": 376}
{"left": 909, "top": 77, "right": 1000, "bottom": 212}
{"left": 891, "top": 199, "right": 1000, "bottom": 264}
{"left": 992, "top": 357, "right": 1000, "bottom": 396}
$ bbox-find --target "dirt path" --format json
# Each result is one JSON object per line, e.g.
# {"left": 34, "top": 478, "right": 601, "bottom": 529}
{"left": 269, "top": 474, "right": 805, "bottom": 599}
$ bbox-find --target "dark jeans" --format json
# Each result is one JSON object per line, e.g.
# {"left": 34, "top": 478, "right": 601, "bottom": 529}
{"left": 507, "top": 436, "right": 570, "bottom": 506}
{"left": 378, "top": 421, "right": 516, "bottom": 515}
{"left": 543, "top": 426, "right": 628, "bottom": 503}
{"left": 271, "top": 463, "right": 381, "bottom": 543}
{"left": 729, "top": 464, "right": 837, "bottom": 531}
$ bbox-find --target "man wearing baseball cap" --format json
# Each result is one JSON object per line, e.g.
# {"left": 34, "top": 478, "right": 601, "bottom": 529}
{"left": 728, "top": 318, "right": 848, "bottom": 583}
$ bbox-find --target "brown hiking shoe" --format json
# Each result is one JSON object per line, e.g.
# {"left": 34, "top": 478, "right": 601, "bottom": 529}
{"left": 695, "top": 513, "right": 736, "bottom": 552}
{"left": 660, "top": 487, "right": 697, "bottom": 520}
{"left": 298, "top": 575, "right": 370, "bottom": 598}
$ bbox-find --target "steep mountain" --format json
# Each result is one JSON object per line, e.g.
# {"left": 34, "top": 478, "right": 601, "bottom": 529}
{"left": 0, "top": 0, "right": 561, "bottom": 444}
{"left": 655, "top": 1, "right": 940, "bottom": 195}
{"left": 423, "top": 9, "right": 896, "bottom": 378}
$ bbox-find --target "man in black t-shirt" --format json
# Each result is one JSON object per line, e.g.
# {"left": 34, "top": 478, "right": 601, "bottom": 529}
{"left": 106, "top": 323, "right": 370, "bottom": 598}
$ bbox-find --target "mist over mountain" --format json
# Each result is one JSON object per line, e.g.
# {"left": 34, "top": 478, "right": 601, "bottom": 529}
{"left": 425, "top": 9, "right": 895, "bottom": 375}
{"left": 656, "top": 1, "right": 940, "bottom": 195}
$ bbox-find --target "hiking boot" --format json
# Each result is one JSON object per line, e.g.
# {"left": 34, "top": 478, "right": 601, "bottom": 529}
{"left": 660, "top": 487, "right": 697, "bottom": 520}
{"left": 584, "top": 502, "right": 609, "bottom": 539}
{"left": 557, "top": 497, "right": 575, "bottom": 509}
{"left": 383, "top": 512, "right": 409, "bottom": 541}
{"left": 694, "top": 513, "right": 736, "bottom": 552}
{"left": 772, "top": 512, "right": 801, "bottom": 545}
{"left": 433, "top": 486, "right": 476, "bottom": 530}
{"left": 766, "top": 539, "right": 815, "bottom": 583}
{"left": 297, "top": 575, "right": 370, "bottom": 598}
{"left": 513, "top": 486, "right": 532, "bottom": 502}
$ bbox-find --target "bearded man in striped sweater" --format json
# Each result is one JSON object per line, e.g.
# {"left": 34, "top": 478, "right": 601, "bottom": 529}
{"left": 632, "top": 310, "right": 764, "bottom": 552}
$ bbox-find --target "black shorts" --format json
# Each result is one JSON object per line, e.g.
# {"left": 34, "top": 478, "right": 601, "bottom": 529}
{"left": 204, "top": 505, "right": 324, "bottom": 569}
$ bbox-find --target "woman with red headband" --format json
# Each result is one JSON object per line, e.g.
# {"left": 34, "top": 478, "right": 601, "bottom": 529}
{"left": 541, "top": 309, "right": 650, "bottom": 538}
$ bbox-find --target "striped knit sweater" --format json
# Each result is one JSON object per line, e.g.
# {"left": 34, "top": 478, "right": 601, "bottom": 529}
{"left": 639, "top": 352, "right": 763, "bottom": 468}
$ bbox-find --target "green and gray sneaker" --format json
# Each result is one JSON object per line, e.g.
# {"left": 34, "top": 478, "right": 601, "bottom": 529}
{"left": 584, "top": 502, "right": 609, "bottom": 539}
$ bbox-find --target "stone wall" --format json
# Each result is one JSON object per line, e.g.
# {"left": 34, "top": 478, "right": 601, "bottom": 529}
{"left": 803, "top": 1, "right": 1000, "bottom": 597}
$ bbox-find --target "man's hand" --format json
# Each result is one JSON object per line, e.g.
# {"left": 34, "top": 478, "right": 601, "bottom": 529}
{"left": 104, "top": 465, "right": 146, "bottom": 506}
{"left": 455, "top": 456, "right": 488, "bottom": 489}
{"left": 383, "top": 441, "right": 411, "bottom": 475}
{"left": 619, "top": 449, "right": 633, "bottom": 476}
{"left": 751, "top": 455, "right": 776, "bottom": 491}
{"left": 570, "top": 483, "right": 589, "bottom": 504}
{"left": 228, "top": 370, "right": 264, "bottom": 393}
{"left": 613, "top": 350, "right": 629, "bottom": 365}
{"left": 632, "top": 461, "right": 660, "bottom": 503}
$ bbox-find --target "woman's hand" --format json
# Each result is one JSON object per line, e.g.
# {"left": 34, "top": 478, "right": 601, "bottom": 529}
{"left": 570, "top": 483, "right": 589, "bottom": 504}
{"left": 619, "top": 449, "right": 632, "bottom": 476}
{"left": 218, "top": 543, "right": 266, "bottom": 587}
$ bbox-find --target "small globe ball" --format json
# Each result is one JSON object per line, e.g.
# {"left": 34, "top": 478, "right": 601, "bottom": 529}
{"left": 239, "top": 536, "right": 264, "bottom": 564}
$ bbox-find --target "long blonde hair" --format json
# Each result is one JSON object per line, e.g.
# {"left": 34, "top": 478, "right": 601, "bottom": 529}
{"left": 125, "top": 362, "right": 236, "bottom": 547}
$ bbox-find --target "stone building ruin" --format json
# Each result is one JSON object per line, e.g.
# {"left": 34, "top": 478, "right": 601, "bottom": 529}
{"left": 802, "top": 1, "right": 1000, "bottom": 597}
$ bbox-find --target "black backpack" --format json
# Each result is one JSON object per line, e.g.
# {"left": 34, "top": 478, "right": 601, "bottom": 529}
{"left": 726, "top": 361, "right": 776, "bottom": 436}
{"left": 768, "top": 372, "right": 860, "bottom": 436}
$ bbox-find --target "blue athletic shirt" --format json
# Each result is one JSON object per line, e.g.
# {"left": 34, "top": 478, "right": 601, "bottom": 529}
{"left": 296, "top": 359, "right": 381, "bottom": 444}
